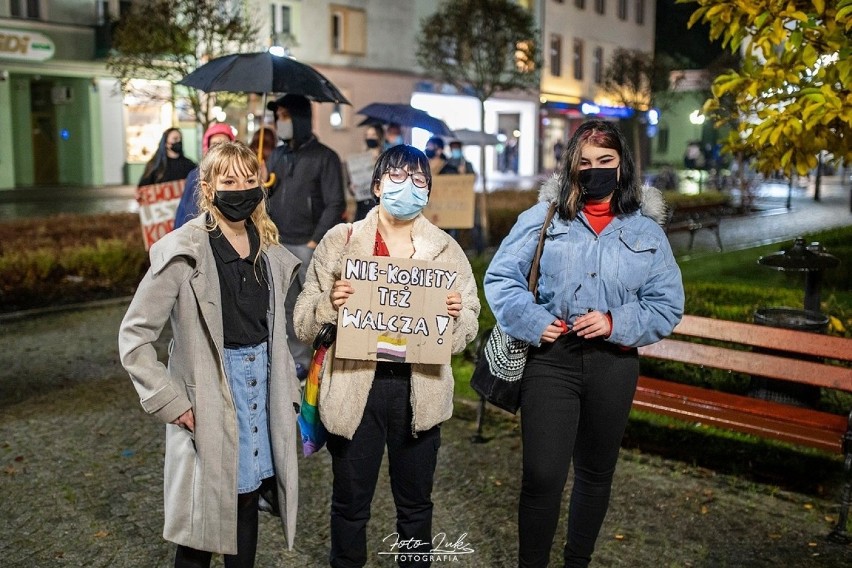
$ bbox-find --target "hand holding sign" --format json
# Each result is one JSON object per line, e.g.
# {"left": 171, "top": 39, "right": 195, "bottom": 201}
{"left": 335, "top": 256, "right": 457, "bottom": 364}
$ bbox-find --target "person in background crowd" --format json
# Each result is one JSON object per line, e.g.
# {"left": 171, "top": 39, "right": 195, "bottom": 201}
{"left": 119, "top": 141, "right": 302, "bottom": 567}
{"left": 425, "top": 136, "right": 458, "bottom": 176}
{"left": 444, "top": 139, "right": 484, "bottom": 256}
{"left": 263, "top": 94, "right": 346, "bottom": 379}
{"left": 174, "top": 123, "right": 236, "bottom": 229}
{"left": 294, "top": 144, "right": 479, "bottom": 568}
{"left": 383, "top": 122, "right": 404, "bottom": 150}
{"left": 250, "top": 126, "right": 277, "bottom": 165}
{"left": 350, "top": 123, "right": 384, "bottom": 222}
{"left": 137, "top": 127, "right": 196, "bottom": 192}
{"left": 485, "top": 120, "right": 684, "bottom": 567}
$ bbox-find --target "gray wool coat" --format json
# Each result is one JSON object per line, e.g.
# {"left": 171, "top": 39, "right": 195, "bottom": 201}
{"left": 118, "top": 215, "right": 302, "bottom": 554}
{"left": 293, "top": 207, "right": 481, "bottom": 439}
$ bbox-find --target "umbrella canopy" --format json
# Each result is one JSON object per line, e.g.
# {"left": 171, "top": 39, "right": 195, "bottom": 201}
{"left": 356, "top": 103, "right": 452, "bottom": 137}
{"left": 451, "top": 128, "right": 501, "bottom": 146}
{"left": 179, "top": 51, "right": 350, "bottom": 104}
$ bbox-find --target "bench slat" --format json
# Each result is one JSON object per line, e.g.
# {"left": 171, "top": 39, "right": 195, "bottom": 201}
{"left": 638, "top": 338, "right": 852, "bottom": 391}
{"left": 673, "top": 315, "right": 852, "bottom": 362}
{"left": 634, "top": 377, "right": 847, "bottom": 453}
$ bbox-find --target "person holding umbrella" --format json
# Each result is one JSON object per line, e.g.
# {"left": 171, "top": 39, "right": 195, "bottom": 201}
{"left": 263, "top": 94, "right": 346, "bottom": 378}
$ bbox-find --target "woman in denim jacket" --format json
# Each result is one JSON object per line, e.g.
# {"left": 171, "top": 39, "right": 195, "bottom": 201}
{"left": 484, "top": 120, "right": 684, "bottom": 567}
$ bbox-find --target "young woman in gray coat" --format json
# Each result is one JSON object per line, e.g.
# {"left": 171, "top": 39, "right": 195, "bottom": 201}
{"left": 119, "top": 141, "right": 302, "bottom": 567}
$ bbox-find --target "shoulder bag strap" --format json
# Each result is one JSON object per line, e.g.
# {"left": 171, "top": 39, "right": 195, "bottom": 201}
{"left": 527, "top": 202, "right": 558, "bottom": 297}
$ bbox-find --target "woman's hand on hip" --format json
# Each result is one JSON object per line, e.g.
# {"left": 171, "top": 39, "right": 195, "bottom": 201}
{"left": 330, "top": 279, "right": 354, "bottom": 310}
{"left": 446, "top": 291, "right": 462, "bottom": 318}
{"left": 172, "top": 409, "right": 195, "bottom": 432}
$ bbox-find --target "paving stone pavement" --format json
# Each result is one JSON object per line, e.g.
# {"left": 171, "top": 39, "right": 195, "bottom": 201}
{"left": 1, "top": 178, "right": 851, "bottom": 567}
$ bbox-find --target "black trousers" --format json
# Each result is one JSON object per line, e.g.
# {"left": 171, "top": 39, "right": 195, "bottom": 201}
{"left": 327, "top": 365, "right": 441, "bottom": 568}
{"left": 174, "top": 491, "right": 259, "bottom": 568}
{"left": 517, "top": 334, "right": 638, "bottom": 568}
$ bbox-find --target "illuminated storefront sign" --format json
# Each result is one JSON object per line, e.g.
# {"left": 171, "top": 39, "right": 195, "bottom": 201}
{"left": 0, "top": 28, "right": 55, "bottom": 61}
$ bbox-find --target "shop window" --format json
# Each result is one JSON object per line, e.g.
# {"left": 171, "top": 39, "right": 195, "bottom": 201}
{"left": 550, "top": 34, "right": 562, "bottom": 77}
{"left": 593, "top": 47, "right": 603, "bottom": 84}
{"left": 10, "top": 0, "right": 41, "bottom": 19}
{"left": 594, "top": 0, "right": 605, "bottom": 15}
{"left": 618, "top": 0, "right": 627, "bottom": 20}
{"left": 573, "top": 39, "right": 584, "bottom": 81}
{"left": 635, "top": 0, "right": 645, "bottom": 24}
{"left": 331, "top": 5, "right": 366, "bottom": 55}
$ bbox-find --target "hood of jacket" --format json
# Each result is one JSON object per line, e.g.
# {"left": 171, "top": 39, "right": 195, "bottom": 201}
{"left": 537, "top": 173, "right": 668, "bottom": 225}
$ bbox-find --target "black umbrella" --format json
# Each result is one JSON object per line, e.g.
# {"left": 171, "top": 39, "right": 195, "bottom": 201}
{"left": 179, "top": 51, "right": 350, "bottom": 104}
{"left": 356, "top": 103, "right": 452, "bottom": 137}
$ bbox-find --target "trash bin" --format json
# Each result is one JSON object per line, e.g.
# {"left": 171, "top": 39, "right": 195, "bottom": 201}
{"left": 749, "top": 307, "right": 829, "bottom": 407}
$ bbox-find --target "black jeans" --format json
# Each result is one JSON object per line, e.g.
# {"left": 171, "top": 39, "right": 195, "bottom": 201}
{"left": 517, "top": 334, "right": 638, "bottom": 568}
{"left": 327, "top": 364, "right": 441, "bottom": 568}
{"left": 174, "top": 491, "right": 260, "bottom": 568}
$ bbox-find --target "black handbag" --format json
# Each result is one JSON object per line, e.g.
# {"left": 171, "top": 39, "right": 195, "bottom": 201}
{"left": 470, "top": 203, "right": 557, "bottom": 414}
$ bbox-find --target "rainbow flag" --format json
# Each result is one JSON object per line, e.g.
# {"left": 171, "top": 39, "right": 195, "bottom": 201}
{"left": 297, "top": 324, "right": 335, "bottom": 456}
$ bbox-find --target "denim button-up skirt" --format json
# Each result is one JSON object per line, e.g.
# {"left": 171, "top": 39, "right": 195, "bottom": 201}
{"left": 224, "top": 342, "right": 274, "bottom": 494}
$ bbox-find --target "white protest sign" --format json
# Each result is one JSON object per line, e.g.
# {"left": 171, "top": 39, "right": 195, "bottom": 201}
{"left": 137, "top": 179, "right": 185, "bottom": 250}
{"left": 346, "top": 151, "right": 377, "bottom": 202}
{"left": 335, "top": 256, "right": 456, "bottom": 364}
{"left": 422, "top": 174, "right": 475, "bottom": 229}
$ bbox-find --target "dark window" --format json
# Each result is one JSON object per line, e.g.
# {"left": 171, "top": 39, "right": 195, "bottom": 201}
{"left": 618, "top": 0, "right": 627, "bottom": 20}
{"left": 593, "top": 47, "right": 604, "bottom": 84}
{"left": 550, "top": 34, "right": 562, "bottom": 77}
{"left": 575, "top": 0, "right": 585, "bottom": 8}
{"left": 636, "top": 0, "right": 645, "bottom": 24}
{"left": 573, "top": 39, "right": 584, "bottom": 81}
{"left": 595, "top": 0, "right": 605, "bottom": 15}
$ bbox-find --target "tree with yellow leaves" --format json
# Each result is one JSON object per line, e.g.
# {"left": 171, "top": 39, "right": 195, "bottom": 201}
{"left": 689, "top": 0, "right": 851, "bottom": 181}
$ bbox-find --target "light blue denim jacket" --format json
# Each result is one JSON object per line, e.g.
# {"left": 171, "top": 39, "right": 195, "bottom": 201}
{"left": 484, "top": 178, "right": 684, "bottom": 348}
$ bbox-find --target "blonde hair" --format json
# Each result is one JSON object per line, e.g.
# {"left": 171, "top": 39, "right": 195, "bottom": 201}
{"left": 197, "top": 141, "right": 280, "bottom": 259}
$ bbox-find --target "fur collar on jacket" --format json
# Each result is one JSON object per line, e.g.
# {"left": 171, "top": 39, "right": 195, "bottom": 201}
{"left": 537, "top": 174, "right": 668, "bottom": 225}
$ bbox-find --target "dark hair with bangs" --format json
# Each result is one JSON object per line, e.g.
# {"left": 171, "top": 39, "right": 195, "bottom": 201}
{"left": 556, "top": 120, "right": 641, "bottom": 220}
{"left": 371, "top": 144, "right": 433, "bottom": 194}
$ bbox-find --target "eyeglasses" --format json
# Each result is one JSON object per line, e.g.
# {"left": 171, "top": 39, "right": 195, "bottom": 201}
{"left": 385, "top": 167, "right": 429, "bottom": 189}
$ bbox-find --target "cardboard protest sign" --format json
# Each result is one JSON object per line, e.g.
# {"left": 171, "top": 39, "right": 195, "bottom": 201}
{"left": 137, "top": 179, "right": 185, "bottom": 250}
{"left": 345, "top": 151, "right": 377, "bottom": 202}
{"left": 335, "top": 256, "right": 457, "bottom": 365}
{"left": 422, "top": 174, "right": 475, "bottom": 229}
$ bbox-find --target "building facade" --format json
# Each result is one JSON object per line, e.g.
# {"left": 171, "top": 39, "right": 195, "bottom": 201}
{"left": 0, "top": 0, "right": 659, "bottom": 190}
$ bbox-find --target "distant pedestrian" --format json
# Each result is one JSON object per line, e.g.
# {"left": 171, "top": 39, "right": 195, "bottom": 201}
{"left": 383, "top": 122, "right": 404, "bottom": 150}
{"left": 137, "top": 127, "right": 196, "bottom": 193}
{"left": 485, "top": 120, "right": 684, "bottom": 567}
{"left": 446, "top": 139, "right": 476, "bottom": 176}
{"left": 263, "top": 94, "right": 346, "bottom": 378}
{"left": 250, "top": 125, "right": 277, "bottom": 164}
{"left": 349, "top": 123, "right": 384, "bottom": 221}
{"left": 425, "top": 136, "right": 458, "bottom": 175}
{"left": 119, "top": 141, "right": 302, "bottom": 566}
{"left": 173, "top": 122, "right": 235, "bottom": 229}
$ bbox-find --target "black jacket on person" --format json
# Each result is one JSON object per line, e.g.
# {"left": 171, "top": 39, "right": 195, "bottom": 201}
{"left": 138, "top": 155, "right": 196, "bottom": 187}
{"left": 266, "top": 135, "right": 345, "bottom": 245}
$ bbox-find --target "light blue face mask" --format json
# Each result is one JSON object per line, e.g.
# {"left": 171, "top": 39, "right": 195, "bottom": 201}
{"left": 380, "top": 178, "right": 428, "bottom": 220}
{"left": 451, "top": 149, "right": 463, "bottom": 160}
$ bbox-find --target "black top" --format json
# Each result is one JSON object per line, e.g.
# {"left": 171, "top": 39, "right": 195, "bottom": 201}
{"left": 138, "top": 155, "right": 197, "bottom": 187}
{"left": 209, "top": 221, "right": 270, "bottom": 348}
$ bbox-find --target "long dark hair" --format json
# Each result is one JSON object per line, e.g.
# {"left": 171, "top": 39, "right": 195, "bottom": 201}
{"left": 141, "top": 127, "right": 180, "bottom": 184}
{"left": 371, "top": 144, "right": 433, "bottom": 195}
{"left": 556, "top": 120, "right": 640, "bottom": 220}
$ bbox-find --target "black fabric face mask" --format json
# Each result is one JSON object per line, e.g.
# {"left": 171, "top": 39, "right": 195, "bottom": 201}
{"left": 578, "top": 168, "right": 618, "bottom": 201}
{"left": 213, "top": 187, "right": 263, "bottom": 222}
{"left": 170, "top": 141, "right": 183, "bottom": 155}
{"left": 365, "top": 139, "right": 380, "bottom": 149}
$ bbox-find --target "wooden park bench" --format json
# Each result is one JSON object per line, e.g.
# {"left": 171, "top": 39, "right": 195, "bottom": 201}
{"left": 664, "top": 204, "right": 724, "bottom": 251}
{"left": 635, "top": 314, "right": 852, "bottom": 542}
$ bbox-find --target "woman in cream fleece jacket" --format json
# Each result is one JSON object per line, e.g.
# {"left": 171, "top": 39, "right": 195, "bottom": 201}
{"left": 294, "top": 144, "right": 479, "bottom": 567}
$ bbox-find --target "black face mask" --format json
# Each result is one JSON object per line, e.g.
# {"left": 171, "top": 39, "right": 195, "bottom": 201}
{"left": 578, "top": 167, "right": 618, "bottom": 201}
{"left": 365, "top": 139, "right": 380, "bottom": 149}
{"left": 169, "top": 141, "right": 183, "bottom": 155}
{"left": 213, "top": 187, "right": 264, "bottom": 222}
{"left": 424, "top": 148, "right": 437, "bottom": 159}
